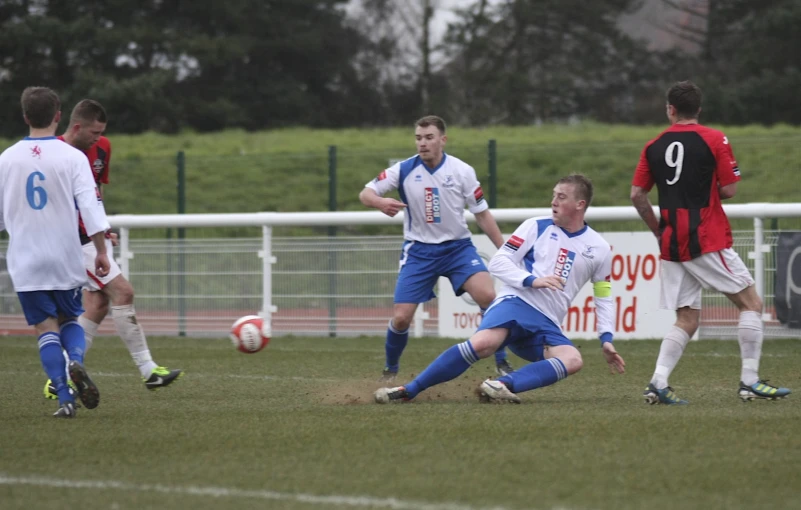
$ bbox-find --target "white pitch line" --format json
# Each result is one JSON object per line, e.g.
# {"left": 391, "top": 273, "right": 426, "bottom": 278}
{"left": 8, "top": 371, "right": 340, "bottom": 383}
{"left": 0, "top": 473, "right": 526, "bottom": 510}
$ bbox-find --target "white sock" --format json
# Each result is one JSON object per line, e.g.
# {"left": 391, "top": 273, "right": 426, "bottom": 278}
{"left": 78, "top": 316, "right": 99, "bottom": 354}
{"left": 651, "top": 326, "right": 691, "bottom": 389}
{"left": 111, "top": 304, "right": 158, "bottom": 377}
{"left": 738, "top": 311, "right": 763, "bottom": 386}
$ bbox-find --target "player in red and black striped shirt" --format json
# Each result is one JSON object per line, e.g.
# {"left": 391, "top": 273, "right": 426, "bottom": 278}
{"left": 631, "top": 81, "right": 789, "bottom": 404}
{"left": 41, "top": 99, "right": 182, "bottom": 400}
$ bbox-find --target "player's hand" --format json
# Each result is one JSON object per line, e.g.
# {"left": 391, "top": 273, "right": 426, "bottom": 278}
{"left": 601, "top": 342, "right": 626, "bottom": 374}
{"left": 109, "top": 232, "right": 119, "bottom": 246}
{"left": 531, "top": 275, "right": 564, "bottom": 291}
{"left": 95, "top": 254, "right": 110, "bottom": 277}
{"left": 379, "top": 198, "right": 407, "bottom": 217}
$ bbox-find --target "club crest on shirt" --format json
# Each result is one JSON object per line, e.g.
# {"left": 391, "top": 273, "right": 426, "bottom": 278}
{"left": 92, "top": 158, "right": 105, "bottom": 177}
{"left": 442, "top": 175, "right": 455, "bottom": 188}
{"left": 581, "top": 246, "right": 595, "bottom": 259}
{"left": 554, "top": 248, "right": 576, "bottom": 282}
{"left": 31, "top": 146, "right": 41, "bottom": 158}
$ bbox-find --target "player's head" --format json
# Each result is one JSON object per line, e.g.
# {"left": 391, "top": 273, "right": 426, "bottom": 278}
{"left": 666, "top": 81, "right": 702, "bottom": 123}
{"left": 21, "top": 87, "right": 61, "bottom": 129}
{"left": 415, "top": 115, "right": 447, "bottom": 166}
{"left": 66, "top": 99, "right": 108, "bottom": 150}
{"left": 551, "top": 174, "right": 593, "bottom": 226}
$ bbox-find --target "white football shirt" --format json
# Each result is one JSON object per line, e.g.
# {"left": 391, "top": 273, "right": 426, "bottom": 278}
{"left": 0, "top": 136, "right": 110, "bottom": 291}
{"left": 488, "top": 216, "right": 615, "bottom": 337}
{"left": 365, "top": 153, "right": 489, "bottom": 244}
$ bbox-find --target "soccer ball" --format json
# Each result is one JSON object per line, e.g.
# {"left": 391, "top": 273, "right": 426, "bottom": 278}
{"left": 230, "top": 315, "right": 271, "bottom": 353}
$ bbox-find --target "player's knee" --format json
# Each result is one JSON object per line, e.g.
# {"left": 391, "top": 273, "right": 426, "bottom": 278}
{"left": 109, "top": 278, "right": 135, "bottom": 306}
{"left": 561, "top": 351, "right": 584, "bottom": 375}
{"left": 471, "top": 289, "right": 496, "bottom": 309}
{"left": 391, "top": 315, "right": 412, "bottom": 332}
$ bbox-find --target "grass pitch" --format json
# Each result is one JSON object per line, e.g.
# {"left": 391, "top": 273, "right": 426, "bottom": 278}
{"left": 1, "top": 335, "right": 800, "bottom": 510}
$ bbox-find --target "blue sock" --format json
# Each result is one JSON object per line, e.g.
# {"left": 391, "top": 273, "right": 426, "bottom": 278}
{"left": 38, "top": 333, "right": 72, "bottom": 404}
{"left": 494, "top": 349, "right": 508, "bottom": 363}
{"left": 384, "top": 320, "right": 409, "bottom": 371}
{"left": 498, "top": 358, "right": 567, "bottom": 393}
{"left": 59, "top": 320, "right": 86, "bottom": 364}
{"left": 405, "top": 341, "right": 479, "bottom": 398}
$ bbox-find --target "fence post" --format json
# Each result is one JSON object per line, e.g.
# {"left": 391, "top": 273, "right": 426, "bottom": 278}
{"left": 752, "top": 217, "right": 766, "bottom": 317}
{"left": 328, "top": 146, "right": 338, "bottom": 337}
{"left": 176, "top": 151, "right": 186, "bottom": 336}
{"left": 487, "top": 139, "right": 497, "bottom": 208}
{"left": 260, "top": 226, "right": 277, "bottom": 334}
{"left": 119, "top": 227, "right": 131, "bottom": 280}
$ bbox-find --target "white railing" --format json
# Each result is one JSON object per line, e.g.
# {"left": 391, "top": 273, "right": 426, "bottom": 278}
{"left": 3, "top": 203, "right": 801, "bottom": 337}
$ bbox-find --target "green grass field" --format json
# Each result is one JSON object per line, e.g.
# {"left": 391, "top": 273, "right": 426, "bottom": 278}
{"left": 2, "top": 335, "right": 800, "bottom": 510}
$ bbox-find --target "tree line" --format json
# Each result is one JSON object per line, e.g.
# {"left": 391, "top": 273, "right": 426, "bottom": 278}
{"left": 1, "top": 0, "right": 799, "bottom": 137}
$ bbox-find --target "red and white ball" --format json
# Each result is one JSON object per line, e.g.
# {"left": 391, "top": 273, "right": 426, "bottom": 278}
{"left": 230, "top": 315, "right": 271, "bottom": 353}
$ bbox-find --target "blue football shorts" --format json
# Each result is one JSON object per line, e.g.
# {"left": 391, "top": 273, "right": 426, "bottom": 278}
{"left": 477, "top": 295, "right": 574, "bottom": 362}
{"left": 17, "top": 288, "right": 84, "bottom": 326}
{"left": 394, "top": 238, "right": 488, "bottom": 303}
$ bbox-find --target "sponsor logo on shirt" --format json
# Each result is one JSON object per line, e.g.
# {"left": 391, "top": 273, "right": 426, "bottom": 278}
{"left": 415, "top": 174, "right": 423, "bottom": 182}
{"left": 554, "top": 248, "right": 576, "bottom": 282}
{"left": 503, "top": 235, "right": 523, "bottom": 252}
{"left": 424, "top": 187, "right": 441, "bottom": 223}
{"left": 474, "top": 186, "right": 485, "bottom": 205}
{"left": 550, "top": 232, "right": 558, "bottom": 241}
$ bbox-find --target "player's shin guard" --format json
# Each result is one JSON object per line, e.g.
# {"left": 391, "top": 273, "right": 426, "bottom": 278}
{"left": 59, "top": 320, "right": 86, "bottom": 364}
{"left": 651, "top": 326, "right": 690, "bottom": 389}
{"left": 738, "top": 310, "right": 763, "bottom": 386}
{"left": 498, "top": 358, "right": 566, "bottom": 393}
{"left": 112, "top": 304, "right": 157, "bottom": 377}
{"left": 404, "top": 341, "right": 479, "bottom": 398}
{"left": 38, "top": 333, "right": 72, "bottom": 404}
{"left": 78, "top": 316, "right": 99, "bottom": 354}
{"left": 384, "top": 320, "right": 409, "bottom": 372}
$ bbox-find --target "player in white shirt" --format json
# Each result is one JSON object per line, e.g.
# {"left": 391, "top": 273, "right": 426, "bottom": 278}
{"left": 359, "top": 115, "right": 511, "bottom": 380}
{"left": 0, "top": 87, "right": 110, "bottom": 418}
{"left": 375, "top": 175, "right": 626, "bottom": 404}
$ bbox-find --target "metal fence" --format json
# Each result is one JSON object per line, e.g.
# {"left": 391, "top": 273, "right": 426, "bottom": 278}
{"left": 0, "top": 235, "right": 438, "bottom": 337}
{"left": 3, "top": 229, "right": 801, "bottom": 339}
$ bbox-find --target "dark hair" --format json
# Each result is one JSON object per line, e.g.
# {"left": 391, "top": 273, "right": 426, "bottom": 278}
{"left": 415, "top": 115, "right": 446, "bottom": 134}
{"left": 558, "top": 174, "right": 594, "bottom": 208}
{"left": 70, "top": 99, "right": 107, "bottom": 124}
{"left": 666, "top": 81, "right": 702, "bottom": 119}
{"left": 21, "top": 87, "right": 60, "bottom": 128}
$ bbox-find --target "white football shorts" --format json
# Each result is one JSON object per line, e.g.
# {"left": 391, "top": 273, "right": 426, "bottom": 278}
{"left": 82, "top": 239, "right": 122, "bottom": 291}
{"left": 660, "top": 248, "right": 755, "bottom": 310}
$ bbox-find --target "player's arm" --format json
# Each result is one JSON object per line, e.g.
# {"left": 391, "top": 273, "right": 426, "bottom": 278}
{"left": 487, "top": 219, "right": 563, "bottom": 291}
{"left": 474, "top": 210, "right": 504, "bottom": 249}
{"left": 72, "top": 157, "right": 111, "bottom": 274}
{"left": 715, "top": 132, "right": 740, "bottom": 200}
{"left": 463, "top": 170, "right": 503, "bottom": 249}
{"left": 630, "top": 146, "right": 660, "bottom": 237}
{"left": 359, "top": 165, "right": 405, "bottom": 217}
{"left": 592, "top": 250, "right": 625, "bottom": 374}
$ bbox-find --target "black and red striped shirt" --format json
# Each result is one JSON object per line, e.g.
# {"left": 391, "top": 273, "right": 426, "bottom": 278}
{"left": 632, "top": 123, "right": 740, "bottom": 262}
{"left": 58, "top": 136, "right": 112, "bottom": 243}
